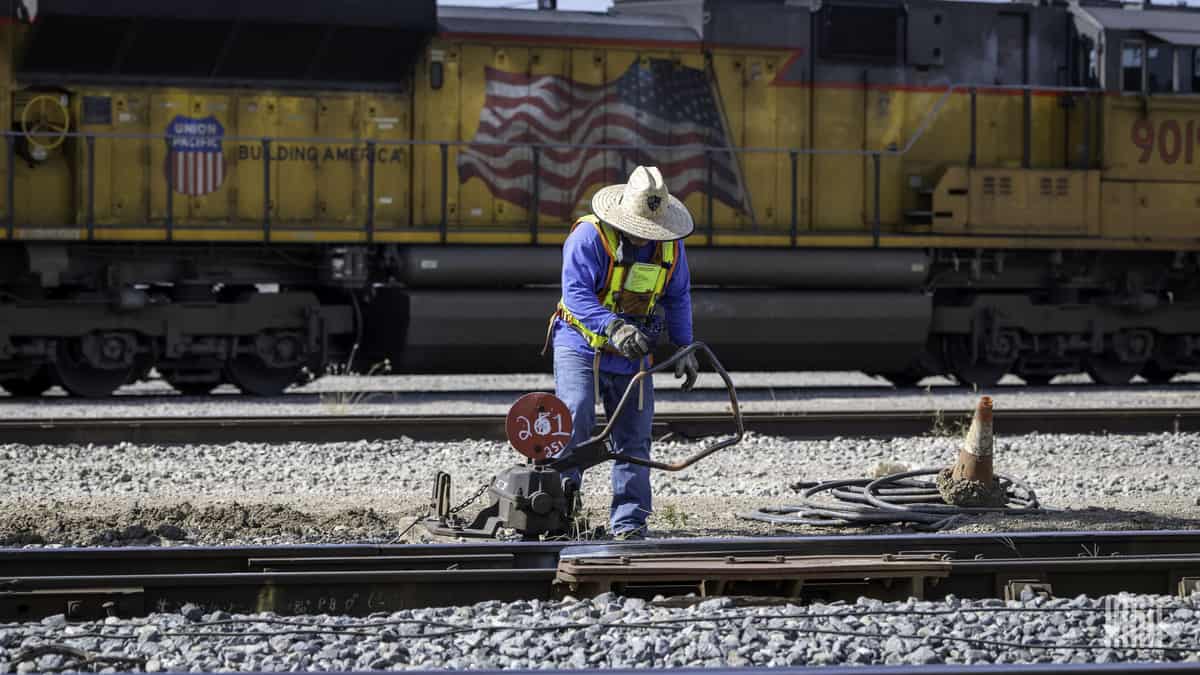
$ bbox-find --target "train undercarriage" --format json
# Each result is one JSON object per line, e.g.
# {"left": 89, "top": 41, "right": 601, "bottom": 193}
{"left": 906, "top": 248, "right": 1200, "bottom": 387}
{"left": 0, "top": 243, "right": 359, "bottom": 397}
{"left": 1, "top": 243, "right": 1198, "bottom": 397}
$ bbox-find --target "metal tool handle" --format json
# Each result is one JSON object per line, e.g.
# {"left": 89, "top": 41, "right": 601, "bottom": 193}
{"left": 550, "top": 341, "right": 744, "bottom": 473}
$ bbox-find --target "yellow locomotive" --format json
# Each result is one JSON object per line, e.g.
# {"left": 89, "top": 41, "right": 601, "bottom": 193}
{"left": 2, "top": 0, "right": 1198, "bottom": 396}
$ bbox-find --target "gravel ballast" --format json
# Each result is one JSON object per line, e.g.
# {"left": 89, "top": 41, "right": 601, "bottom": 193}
{"left": 3, "top": 430, "right": 1200, "bottom": 546}
{"left": 3, "top": 593, "right": 1199, "bottom": 671}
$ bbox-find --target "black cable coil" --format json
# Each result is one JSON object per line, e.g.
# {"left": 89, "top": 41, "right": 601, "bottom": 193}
{"left": 738, "top": 468, "right": 1040, "bottom": 531}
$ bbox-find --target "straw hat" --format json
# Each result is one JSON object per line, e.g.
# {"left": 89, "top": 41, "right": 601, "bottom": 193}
{"left": 591, "top": 166, "right": 694, "bottom": 241}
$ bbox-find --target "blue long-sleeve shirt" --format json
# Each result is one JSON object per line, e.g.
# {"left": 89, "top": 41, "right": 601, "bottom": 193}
{"left": 552, "top": 222, "right": 693, "bottom": 374}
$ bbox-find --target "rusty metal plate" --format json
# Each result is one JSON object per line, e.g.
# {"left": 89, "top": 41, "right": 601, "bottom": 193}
{"left": 506, "top": 392, "right": 573, "bottom": 461}
{"left": 555, "top": 554, "right": 951, "bottom": 594}
{"left": 1, "top": 586, "right": 145, "bottom": 622}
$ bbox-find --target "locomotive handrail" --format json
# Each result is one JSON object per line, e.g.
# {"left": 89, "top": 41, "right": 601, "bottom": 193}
{"left": 3, "top": 80, "right": 1100, "bottom": 156}
{"left": 3, "top": 79, "right": 1105, "bottom": 245}
{"left": 2, "top": 129, "right": 918, "bottom": 154}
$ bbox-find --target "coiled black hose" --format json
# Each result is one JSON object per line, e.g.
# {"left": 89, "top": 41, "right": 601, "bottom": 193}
{"left": 738, "top": 468, "right": 1040, "bottom": 531}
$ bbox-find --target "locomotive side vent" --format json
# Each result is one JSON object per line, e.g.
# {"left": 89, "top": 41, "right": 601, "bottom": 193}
{"left": 1039, "top": 176, "right": 1070, "bottom": 198}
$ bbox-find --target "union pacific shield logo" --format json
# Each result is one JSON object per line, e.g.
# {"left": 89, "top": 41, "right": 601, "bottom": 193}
{"left": 166, "top": 115, "right": 225, "bottom": 196}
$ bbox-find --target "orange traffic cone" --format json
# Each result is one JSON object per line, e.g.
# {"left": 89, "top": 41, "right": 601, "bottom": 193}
{"left": 938, "top": 396, "right": 1003, "bottom": 506}
{"left": 952, "top": 396, "right": 994, "bottom": 484}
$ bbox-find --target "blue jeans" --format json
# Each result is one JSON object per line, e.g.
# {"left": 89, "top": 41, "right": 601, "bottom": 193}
{"left": 552, "top": 347, "right": 654, "bottom": 534}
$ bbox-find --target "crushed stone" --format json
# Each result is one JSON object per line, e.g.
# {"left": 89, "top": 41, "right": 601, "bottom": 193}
{"left": 3, "top": 431, "right": 1200, "bottom": 546}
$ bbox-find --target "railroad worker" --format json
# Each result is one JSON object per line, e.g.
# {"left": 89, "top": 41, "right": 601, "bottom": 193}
{"left": 545, "top": 165, "right": 699, "bottom": 540}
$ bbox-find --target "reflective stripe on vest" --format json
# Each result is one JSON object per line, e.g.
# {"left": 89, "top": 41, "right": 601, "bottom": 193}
{"left": 554, "top": 214, "right": 676, "bottom": 350}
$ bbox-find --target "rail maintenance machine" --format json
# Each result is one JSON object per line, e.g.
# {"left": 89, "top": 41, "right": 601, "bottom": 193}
{"left": 421, "top": 343, "right": 744, "bottom": 540}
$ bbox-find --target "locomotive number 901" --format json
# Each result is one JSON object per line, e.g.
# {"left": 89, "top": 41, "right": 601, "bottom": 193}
{"left": 1131, "top": 119, "right": 1200, "bottom": 165}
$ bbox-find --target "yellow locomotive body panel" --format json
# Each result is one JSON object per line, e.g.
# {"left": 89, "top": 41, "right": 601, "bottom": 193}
{"left": 410, "top": 34, "right": 1117, "bottom": 248}
{"left": 3, "top": 7, "right": 1200, "bottom": 253}
{"left": 8, "top": 0, "right": 1200, "bottom": 395}
{"left": 8, "top": 78, "right": 413, "bottom": 242}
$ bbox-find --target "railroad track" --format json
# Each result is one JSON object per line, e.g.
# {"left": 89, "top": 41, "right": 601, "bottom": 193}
{"left": 6, "top": 530, "right": 1200, "bottom": 622}
{"left": 237, "top": 666, "right": 1200, "bottom": 675}
{"left": 0, "top": 407, "right": 1196, "bottom": 444}
{"left": 22, "top": 379, "right": 1200, "bottom": 400}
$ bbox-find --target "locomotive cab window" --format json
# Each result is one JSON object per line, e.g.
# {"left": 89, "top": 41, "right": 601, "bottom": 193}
{"left": 1194, "top": 48, "right": 1200, "bottom": 92}
{"left": 1147, "top": 44, "right": 1175, "bottom": 93}
{"left": 1122, "top": 41, "right": 1146, "bottom": 93}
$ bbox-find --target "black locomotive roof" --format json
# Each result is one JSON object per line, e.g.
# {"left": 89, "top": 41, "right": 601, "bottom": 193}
{"left": 35, "top": 0, "right": 437, "bottom": 29}
{"left": 21, "top": 0, "right": 437, "bottom": 89}
{"left": 1073, "top": 2, "right": 1200, "bottom": 46}
{"left": 436, "top": 5, "right": 700, "bottom": 44}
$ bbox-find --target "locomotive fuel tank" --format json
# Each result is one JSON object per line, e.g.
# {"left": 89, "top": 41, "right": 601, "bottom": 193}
{"left": 393, "top": 246, "right": 931, "bottom": 291}
{"left": 359, "top": 287, "right": 931, "bottom": 374}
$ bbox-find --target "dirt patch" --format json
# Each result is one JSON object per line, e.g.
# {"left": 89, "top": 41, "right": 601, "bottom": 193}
{"left": 648, "top": 496, "right": 1200, "bottom": 540}
{"left": 4, "top": 494, "right": 1200, "bottom": 547}
{"left": 0, "top": 501, "right": 411, "bottom": 547}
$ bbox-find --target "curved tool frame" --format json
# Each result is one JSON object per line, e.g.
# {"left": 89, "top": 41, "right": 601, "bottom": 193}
{"left": 549, "top": 342, "right": 743, "bottom": 473}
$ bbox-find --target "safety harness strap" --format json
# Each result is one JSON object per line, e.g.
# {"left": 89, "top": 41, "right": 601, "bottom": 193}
{"left": 543, "top": 214, "right": 676, "bottom": 356}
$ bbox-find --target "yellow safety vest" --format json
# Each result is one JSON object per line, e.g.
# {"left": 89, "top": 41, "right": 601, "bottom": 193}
{"left": 550, "top": 215, "right": 677, "bottom": 351}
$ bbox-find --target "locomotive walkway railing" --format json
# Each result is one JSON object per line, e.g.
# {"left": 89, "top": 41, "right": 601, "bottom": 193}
{"left": 4, "top": 82, "right": 1102, "bottom": 247}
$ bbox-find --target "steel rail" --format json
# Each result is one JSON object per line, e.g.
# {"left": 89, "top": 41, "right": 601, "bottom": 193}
{"left": 50, "top": 379, "right": 1200, "bottom": 399}
{"left": 8, "top": 530, "right": 1200, "bottom": 622}
{"left": 0, "top": 407, "right": 1195, "bottom": 445}
{"left": 4, "top": 529, "right": 1199, "bottom": 577}
{"left": 336, "top": 667, "right": 1200, "bottom": 675}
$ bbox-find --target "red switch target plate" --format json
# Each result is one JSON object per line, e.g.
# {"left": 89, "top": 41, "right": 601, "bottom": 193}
{"left": 505, "top": 392, "right": 573, "bottom": 461}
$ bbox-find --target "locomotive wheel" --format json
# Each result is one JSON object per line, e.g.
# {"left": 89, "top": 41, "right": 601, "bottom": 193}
{"left": 943, "top": 335, "right": 1010, "bottom": 389}
{"left": 0, "top": 368, "right": 53, "bottom": 397}
{"left": 165, "top": 373, "right": 221, "bottom": 396}
{"left": 126, "top": 353, "right": 156, "bottom": 385}
{"left": 172, "top": 382, "right": 220, "bottom": 396}
{"left": 878, "top": 372, "right": 924, "bottom": 388}
{"left": 225, "top": 356, "right": 300, "bottom": 396}
{"left": 1084, "top": 353, "right": 1144, "bottom": 386}
{"left": 1140, "top": 361, "right": 1179, "bottom": 385}
{"left": 52, "top": 339, "right": 135, "bottom": 398}
{"left": 1020, "top": 374, "right": 1054, "bottom": 386}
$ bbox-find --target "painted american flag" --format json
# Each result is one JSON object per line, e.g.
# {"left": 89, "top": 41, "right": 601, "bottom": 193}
{"left": 458, "top": 58, "right": 744, "bottom": 219}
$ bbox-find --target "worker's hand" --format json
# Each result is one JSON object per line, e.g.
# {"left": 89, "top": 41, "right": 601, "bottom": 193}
{"left": 673, "top": 347, "right": 700, "bottom": 391}
{"left": 606, "top": 319, "right": 652, "bottom": 360}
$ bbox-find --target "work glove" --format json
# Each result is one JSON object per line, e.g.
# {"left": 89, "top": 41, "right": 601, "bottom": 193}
{"left": 673, "top": 346, "right": 700, "bottom": 392}
{"left": 605, "top": 319, "right": 652, "bottom": 360}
